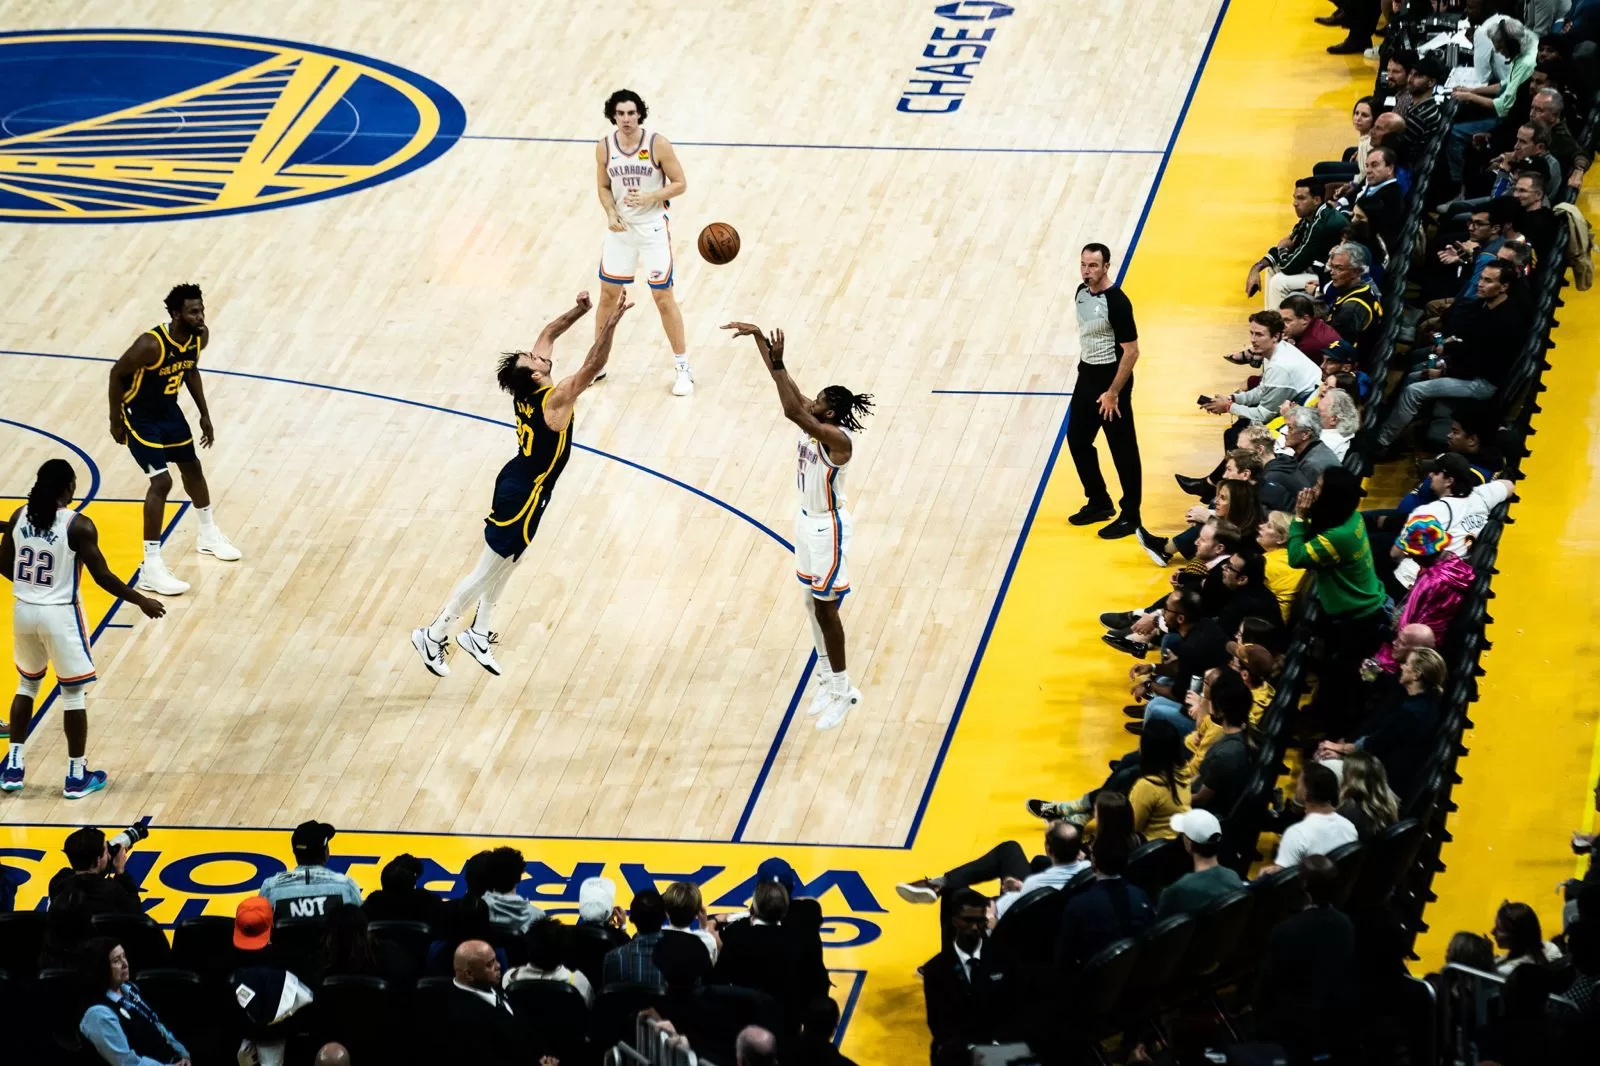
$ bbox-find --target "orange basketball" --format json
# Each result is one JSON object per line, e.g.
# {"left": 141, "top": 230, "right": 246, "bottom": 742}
{"left": 697, "top": 222, "right": 740, "bottom": 265}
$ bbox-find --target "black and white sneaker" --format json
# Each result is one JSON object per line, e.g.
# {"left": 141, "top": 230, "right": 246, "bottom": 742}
{"left": 411, "top": 628, "right": 450, "bottom": 677}
{"left": 454, "top": 628, "right": 502, "bottom": 676}
{"left": 1136, "top": 527, "right": 1173, "bottom": 567}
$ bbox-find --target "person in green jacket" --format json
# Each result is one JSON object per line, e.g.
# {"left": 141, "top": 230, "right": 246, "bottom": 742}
{"left": 1288, "top": 466, "right": 1387, "bottom": 619}
{"left": 1289, "top": 466, "right": 1390, "bottom": 718}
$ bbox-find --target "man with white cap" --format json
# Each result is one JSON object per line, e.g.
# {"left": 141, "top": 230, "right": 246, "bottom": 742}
{"left": 1155, "top": 809, "right": 1244, "bottom": 918}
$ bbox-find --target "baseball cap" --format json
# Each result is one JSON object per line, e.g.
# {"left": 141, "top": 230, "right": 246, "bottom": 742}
{"left": 1417, "top": 451, "right": 1474, "bottom": 485}
{"left": 578, "top": 876, "right": 618, "bottom": 923}
{"left": 234, "top": 896, "right": 273, "bottom": 950}
{"left": 1170, "top": 809, "right": 1223, "bottom": 845}
{"left": 755, "top": 857, "right": 801, "bottom": 897}
{"left": 1399, "top": 515, "right": 1452, "bottom": 557}
{"left": 290, "top": 820, "right": 336, "bottom": 860}
{"left": 1321, "top": 339, "right": 1358, "bottom": 365}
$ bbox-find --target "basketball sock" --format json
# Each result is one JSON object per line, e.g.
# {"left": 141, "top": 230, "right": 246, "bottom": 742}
{"left": 5, "top": 743, "right": 23, "bottom": 770}
{"left": 674, "top": 351, "right": 690, "bottom": 370}
{"left": 425, "top": 611, "right": 456, "bottom": 644}
{"left": 828, "top": 671, "right": 850, "bottom": 696}
{"left": 67, "top": 755, "right": 86, "bottom": 779}
{"left": 195, "top": 505, "right": 216, "bottom": 532}
{"left": 471, "top": 603, "right": 493, "bottom": 634}
{"left": 142, "top": 540, "right": 163, "bottom": 565}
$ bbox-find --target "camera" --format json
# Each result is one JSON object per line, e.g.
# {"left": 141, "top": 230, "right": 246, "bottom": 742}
{"left": 107, "top": 815, "right": 153, "bottom": 857}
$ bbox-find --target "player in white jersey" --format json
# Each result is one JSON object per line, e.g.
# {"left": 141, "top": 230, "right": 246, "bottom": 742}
{"left": 595, "top": 89, "right": 695, "bottom": 397}
{"left": 723, "top": 321, "right": 874, "bottom": 730}
{"left": 1, "top": 459, "right": 165, "bottom": 797}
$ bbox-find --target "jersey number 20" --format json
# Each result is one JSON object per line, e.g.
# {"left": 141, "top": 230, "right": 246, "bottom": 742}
{"left": 16, "top": 546, "right": 54, "bottom": 587}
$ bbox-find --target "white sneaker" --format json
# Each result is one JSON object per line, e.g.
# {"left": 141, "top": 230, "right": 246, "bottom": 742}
{"left": 137, "top": 557, "right": 190, "bottom": 596}
{"left": 1362, "top": 46, "right": 1378, "bottom": 59}
{"left": 815, "top": 686, "right": 862, "bottom": 731}
{"left": 196, "top": 527, "right": 242, "bottom": 561}
{"left": 454, "top": 628, "right": 502, "bottom": 676}
{"left": 671, "top": 366, "right": 694, "bottom": 396}
{"left": 806, "top": 672, "right": 835, "bottom": 717}
{"left": 411, "top": 628, "right": 450, "bottom": 677}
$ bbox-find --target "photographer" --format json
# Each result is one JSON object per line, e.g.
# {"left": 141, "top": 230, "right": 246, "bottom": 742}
{"left": 48, "top": 826, "right": 143, "bottom": 917}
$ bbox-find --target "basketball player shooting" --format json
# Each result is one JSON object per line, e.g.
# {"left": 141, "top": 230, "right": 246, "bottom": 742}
{"left": 596, "top": 89, "right": 693, "bottom": 396}
{"left": 723, "top": 321, "right": 873, "bottom": 730}
{"left": 412, "top": 291, "right": 633, "bottom": 677}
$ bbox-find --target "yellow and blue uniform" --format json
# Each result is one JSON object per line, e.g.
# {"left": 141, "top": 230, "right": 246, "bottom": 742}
{"left": 484, "top": 385, "right": 572, "bottom": 560}
{"left": 122, "top": 323, "right": 202, "bottom": 476}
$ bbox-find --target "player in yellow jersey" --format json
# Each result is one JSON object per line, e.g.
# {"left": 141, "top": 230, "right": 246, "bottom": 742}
{"left": 107, "top": 283, "right": 240, "bottom": 596}
{"left": 412, "top": 291, "right": 633, "bottom": 677}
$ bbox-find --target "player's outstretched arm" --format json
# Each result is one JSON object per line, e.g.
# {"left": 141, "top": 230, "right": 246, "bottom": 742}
{"left": 545, "top": 293, "right": 633, "bottom": 429}
{"left": 69, "top": 515, "right": 166, "bottom": 619}
{"left": 536, "top": 292, "right": 594, "bottom": 349}
{"left": 107, "top": 334, "right": 160, "bottom": 445}
{"left": 722, "top": 323, "right": 852, "bottom": 461}
{"left": 186, "top": 324, "right": 215, "bottom": 447}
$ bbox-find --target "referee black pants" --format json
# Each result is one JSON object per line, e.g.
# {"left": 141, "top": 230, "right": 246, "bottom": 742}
{"left": 1067, "top": 361, "right": 1141, "bottom": 519}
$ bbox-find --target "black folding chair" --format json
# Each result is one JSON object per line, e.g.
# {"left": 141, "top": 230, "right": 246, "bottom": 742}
{"left": 1179, "top": 889, "right": 1254, "bottom": 982}
{"left": 270, "top": 916, "right": 328, "bottom": 980}
{"left": 691, "top": 986, "right": 783, "bottom": 1063}
{"left": 1124, "top": 838, "right": 1192, "bottom": 901}
{"left": 172, "top": 914, "right": 236, "bottom": 980}
{"left": 367, "top": 919, "right": 434, "bottom": 973}
{"left": 591, "top": 981, "right": 666, "bottom": 1049}
{"left": 1324, "top": 841, "right": 1368, "bottom": 909}
{"left": 507, "top": 978, "right": 592, "bottom": 1064}
{"left": 1349, "top": 818, "right": 1427, "bottom": 910}
{"left": 90, "top": 912, "right": 172, "bottom": 974}
{"left": 0, "top": 912, "right": 46, "bottom": 978}
{"left": 317, "top": 974, "right": 395, "bottom": 1063}
{"left": 134, "top": 968, "right": 207, "bottom": 1055}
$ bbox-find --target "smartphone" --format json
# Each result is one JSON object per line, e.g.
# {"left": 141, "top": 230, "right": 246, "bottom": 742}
{"left": 1189, "top": 676, "right": 1204, "bottom": 695}
{"left": 1197, "top": 395, "right": 1212, "bottom": 406}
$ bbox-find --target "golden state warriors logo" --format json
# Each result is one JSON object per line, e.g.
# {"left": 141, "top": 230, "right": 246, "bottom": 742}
{"left": 0, "top": 29, "right": 464, "bottom": 222}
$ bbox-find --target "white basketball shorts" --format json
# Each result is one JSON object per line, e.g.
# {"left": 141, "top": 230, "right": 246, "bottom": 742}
{"left": 794, "top": 509, "right": 852, "bottom": 601}
{"left": 13, "top": 601, "right": 96, "bottom": 687}
{"left": 599, "top": 218, "right": 675, "bottom": 290}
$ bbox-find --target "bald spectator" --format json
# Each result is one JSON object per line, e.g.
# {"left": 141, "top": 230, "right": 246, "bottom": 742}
{"left": 314, "top": 1044, "right": 351, "bottom": 1066}
{"left": 736, "top": 1025, "right": 779, "bottom": 1066}
{"left": 1529, "top": 85, "right": 1589, "bottom": 186}
{"left": 447, "top": 940, "right": 521, "bottom": 1066}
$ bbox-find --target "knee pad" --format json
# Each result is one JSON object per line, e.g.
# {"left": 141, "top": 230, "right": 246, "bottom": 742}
{"left": 15, "top": 674, "right": 41, "bottom": 699}
{"left": 59, "top": 686, "right": 87, "bottom": 711}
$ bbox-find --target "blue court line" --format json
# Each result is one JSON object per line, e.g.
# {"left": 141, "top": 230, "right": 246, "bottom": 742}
{"left": 22, "top": 501, "right": 190, "bottom": 739}
{"left": 0, "top": 349, "right": 790, "bottom": 553}
{"left": 930, "top": 389, "right": 1074, "bottom": 397}
{"left": 833, "top": 969, "right": 867, "bottom": 1047}
{"left": 0, "top": 417, "right": 102, "bottom": 511}
{"left": 899, "top": 0, "right": 1233, "bottom": 849}
{"left": 731, "top": 649, "right": 818, "bottom": 843}
{"left": 460, "top": 134, "right": 1165, "bottom": 155}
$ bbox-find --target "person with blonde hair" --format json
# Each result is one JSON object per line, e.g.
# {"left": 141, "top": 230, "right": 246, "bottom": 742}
{"left": 1318, "top": 647, "right": 1447, "bottom": 799}
{"left": 1332, "top": 750, "right": 1399, "bottom": 839}
{"left": 1256, "top": 511, "right": 1304, "bottom": 616}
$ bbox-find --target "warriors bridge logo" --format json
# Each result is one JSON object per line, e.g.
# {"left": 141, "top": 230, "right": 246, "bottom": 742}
{"left": 0, "top": 29, "right": 463, "bottom": 222}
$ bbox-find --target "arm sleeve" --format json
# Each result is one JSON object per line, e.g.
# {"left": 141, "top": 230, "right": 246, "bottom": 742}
{"left": 1229, "top": 386, "right": 1299, "bottom": 423}
{"left": 1273, "top": 825, "right": 1307, "bottom": 868}
{"left": 342, "top": 879, "right": 365, "bottom": 905}
{"left": 80, "top": 1006, "right": 166, "bottom": 1066}
{"left": 1127, "top": 778, "right": 1157, "bottom": 835}
{"left": 1107, "top": 290, "right": 1138, "bottom": 344}
{"left": 1286, "top": 520, "right": 1336, "bottom": 569}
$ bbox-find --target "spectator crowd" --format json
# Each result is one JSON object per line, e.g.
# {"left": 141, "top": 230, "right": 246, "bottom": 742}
{"left": 891, "top": 0, "right": 1597, "bottom": 1061}
{"left": 0, "top": 819, "right": 852, "bottom": 1066}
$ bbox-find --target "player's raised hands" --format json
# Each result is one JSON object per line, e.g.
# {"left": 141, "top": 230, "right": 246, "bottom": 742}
{"left": 605, "top": 291, "right": 634, "bottom": 325}
{"left": 766, "top": 328, "right": 784, "bottom": 361}
{"left": 721, "top": 321, "right": 762, "bottom": 338}
{"left": 575, "top": 291, "right": 592, "bottom": 313}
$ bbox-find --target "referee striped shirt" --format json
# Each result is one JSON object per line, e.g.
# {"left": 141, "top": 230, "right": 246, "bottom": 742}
{"left": 1074, "top": 282, "right": 1138, "bottom": 366}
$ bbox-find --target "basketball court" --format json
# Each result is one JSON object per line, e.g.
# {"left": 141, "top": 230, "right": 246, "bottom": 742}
{"left": 3, "top": 1, "right": 1595, "bottom": 1060}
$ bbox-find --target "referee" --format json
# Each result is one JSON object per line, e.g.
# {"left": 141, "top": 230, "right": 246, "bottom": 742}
{"left": 1067, "top": 242, "right": 1142, "bottom": 539}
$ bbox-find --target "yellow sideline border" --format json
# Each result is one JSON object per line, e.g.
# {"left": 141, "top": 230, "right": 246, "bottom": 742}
{"left": 10, "top": 1, "right": 1588, "bottom": 1059}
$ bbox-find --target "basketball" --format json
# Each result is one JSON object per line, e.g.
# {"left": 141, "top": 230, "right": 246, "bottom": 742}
{"left": 697, "top": 222, "right": 740, "bottom": 265}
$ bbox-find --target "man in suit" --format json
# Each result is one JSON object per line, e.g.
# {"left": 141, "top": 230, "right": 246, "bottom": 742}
{"left": 922, "top": 888, "right": 1007, "bottom": 1066}
{"left": 1056, "top": 836, "right": 1152, "bottom": 971}
{"left": 447, "top": 939, "right": 523, "bottom": 1066}
{"left": 716, "top": 881, "right": 829, "bottom": 1029}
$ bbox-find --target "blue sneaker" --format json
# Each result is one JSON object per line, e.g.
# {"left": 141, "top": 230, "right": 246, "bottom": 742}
{"left": 63, "top": 768, "right": 107, "bottom": 799}
{"left": 1, "top": 762, "right": 22, "bottom": 792}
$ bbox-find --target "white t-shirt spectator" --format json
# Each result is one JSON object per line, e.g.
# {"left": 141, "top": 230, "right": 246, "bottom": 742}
{"left": 1273, "top": 810, "right": 1358, "bottom": 868}
{"left": 1229, "top": 342, "right": 1324, "bottom": 424}
{"left": 994, "top": 859, "right": 1091, "bottom": 919}
{"left": 1395, "top": 480, "right": 1512, "bottom": 587}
